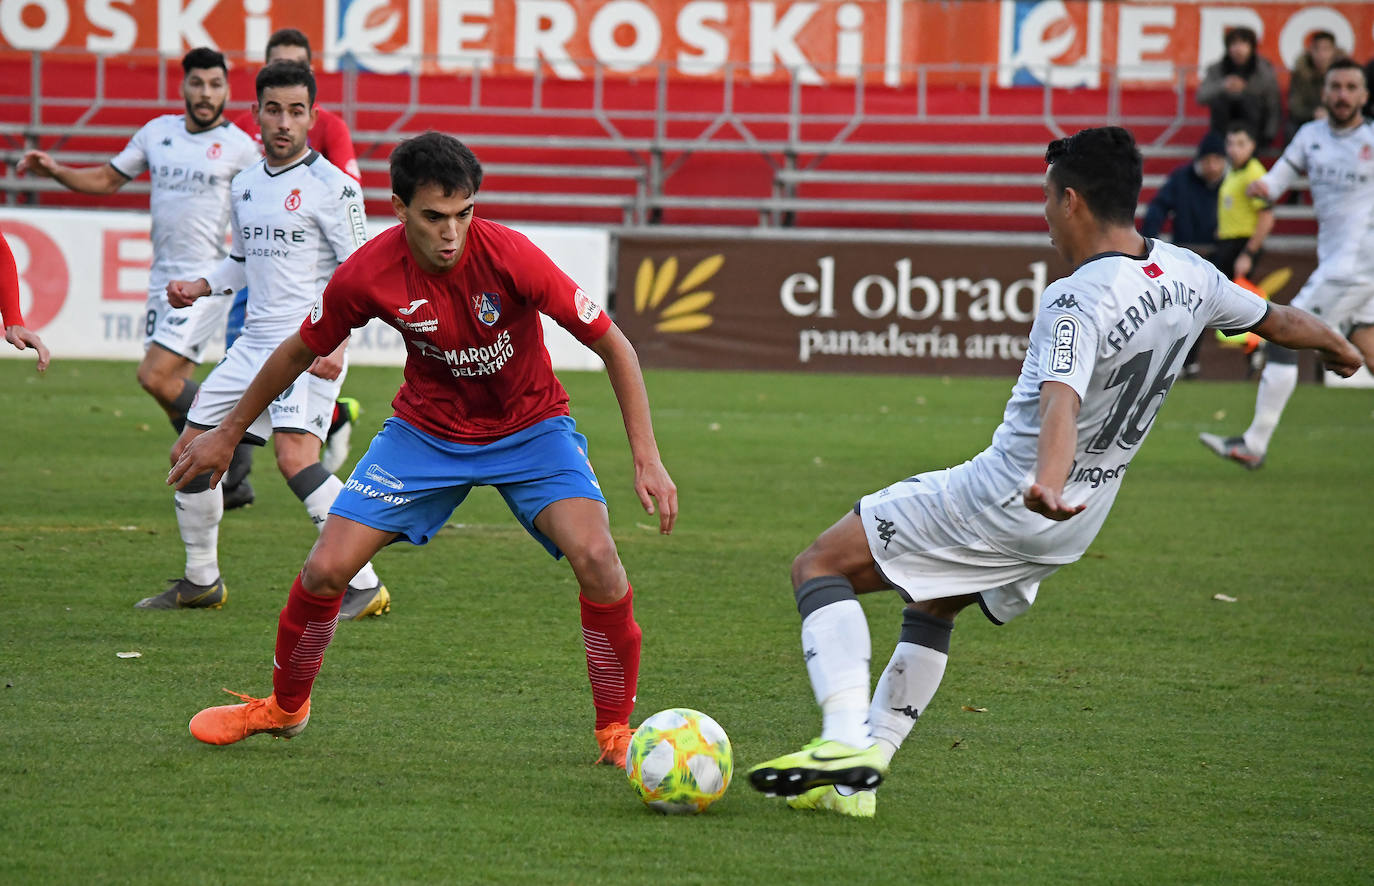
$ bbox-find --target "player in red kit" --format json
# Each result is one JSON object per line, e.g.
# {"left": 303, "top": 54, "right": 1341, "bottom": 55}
{"left": 1, "top": 231, "right": 50, "bottom": 371}
{"left": 169, "top": 132, "right": 677, "bottom": 767}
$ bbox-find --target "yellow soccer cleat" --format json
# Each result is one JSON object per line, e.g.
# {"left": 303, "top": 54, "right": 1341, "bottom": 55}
{"left": 748, "top": 738, "right": 887, "bottom": 796}
{"left": 787, "top": 784, "right": 876, "bottom": 818}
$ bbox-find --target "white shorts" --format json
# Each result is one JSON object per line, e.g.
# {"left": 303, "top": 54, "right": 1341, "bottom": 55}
{"left": 1290, "top": 270, "right": 1374, "bottom": 331}
{"left": 187, "top": 338, "right": 344, "bottom": 444}
{"left": 144, "top": 289, "right": 230, "bottom": 364}
{"left": 858, "top": 469, "right": 1061, "bottom": 625}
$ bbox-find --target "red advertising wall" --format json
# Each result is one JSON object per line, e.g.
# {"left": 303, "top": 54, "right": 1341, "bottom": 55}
{"left": 0, "top": 1, "right": 1368, "bottom": 86}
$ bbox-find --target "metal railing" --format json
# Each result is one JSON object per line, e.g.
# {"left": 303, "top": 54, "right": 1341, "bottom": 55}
{"left": 0, "top": 50, "right": 1285, "bottom": 232}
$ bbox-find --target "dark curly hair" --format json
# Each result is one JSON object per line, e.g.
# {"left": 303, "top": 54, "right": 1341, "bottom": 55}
{"left": 390, "top": 132, "right": 484, "bottom": 205}
{"left": 1044, "top": 127, "right": 1142, "bottom": 227}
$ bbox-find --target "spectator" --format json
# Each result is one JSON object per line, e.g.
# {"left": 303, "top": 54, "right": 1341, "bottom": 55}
{"left": 1288, "top": 31, "right": 1345, "bottom": 142}
{"left": 1197, "top": 27, "right": 1281, "bottom": 148}
{"left": 1141, "top": 132, "right": 1226, "bottom": 253}
{"left": 1214, "top": 123, "right": 1274, "bottom": 283}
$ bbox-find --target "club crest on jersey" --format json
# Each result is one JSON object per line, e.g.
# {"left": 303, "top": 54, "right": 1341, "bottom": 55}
{"left": 1049, "top": 316, "right": 1079, "bottom": 376}
{"left": 284, "top": 189, "right": 302, "bottom": 211}
{"left": 574, "top": 288, "right": 601, "bottom": 324}
{"left": 1363, "top": 145, "right": 1373, "bottom": 162}
{"left": 473, "top": 292, "right": 501, "bottom": 327}
{"left": 1141, "top": 262, "right": 1164, "bottom": 279}
{"left": 207, "top": 142, "right": 222, "bottom": 159}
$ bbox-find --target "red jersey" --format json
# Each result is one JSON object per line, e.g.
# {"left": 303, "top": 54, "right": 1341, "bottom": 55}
{"left": 301, "top": 218, "right": 612, "bottom": 444}
{"left": 0, "top": 232, "right": 24, "bottom": 328}
{"left": 233, "top": 104, "right": 361, "bottom": 182}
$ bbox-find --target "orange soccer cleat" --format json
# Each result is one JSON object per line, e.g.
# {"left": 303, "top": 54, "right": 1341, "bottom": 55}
{"left": 594, "top": 722, "right": 634, "bottom": 767}
{"left": 189, "top": 689, "right": 311, "bottom": 746}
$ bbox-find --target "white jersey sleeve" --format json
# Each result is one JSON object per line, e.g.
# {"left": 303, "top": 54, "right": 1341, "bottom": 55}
{"left": 315, "top": 175, "right": 368, "bottom": 265}
{"left": 109, "top": 121, "right": 151, "bottom": 179}
{"left": 1031, "top": 280, "right": 1102, "bottom": 403}
{"left": 1258, "top": 124, "right": 1309, "bottom": 199}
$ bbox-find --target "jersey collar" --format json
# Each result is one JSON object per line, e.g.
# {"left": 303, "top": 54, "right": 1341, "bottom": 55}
{"left": 264, "top": 149, "right": 319, "bottom": 177}
{"left": 1075, "top": 237, "right": 1152, "bottom": 271}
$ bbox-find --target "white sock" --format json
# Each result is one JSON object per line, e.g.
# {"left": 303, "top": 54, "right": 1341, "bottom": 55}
{"left": 175, "top": 487, "right": 222, "bottom": 585}
{"left": 1243, "top": 362, "right": 1298, "bottom": 454}
{"left": 801, "top": 598, "right": 873, "bottom": 749}
{"left": 299, "top": 472, "right": 379, "bottom": 589}
{"left": 869, "top": 642, "right": 949, "bottom": 765}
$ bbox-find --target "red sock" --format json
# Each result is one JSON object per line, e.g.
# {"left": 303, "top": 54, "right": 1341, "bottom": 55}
{"left": 580, "top": 584, "right": 642, "bottom": 729}
{"left": 272, "top": 573, "right": 342, "bottom": 713}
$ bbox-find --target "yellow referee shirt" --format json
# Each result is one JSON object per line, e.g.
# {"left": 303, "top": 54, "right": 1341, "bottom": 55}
{"left": 1216, "top": 157, "right": 1269, "bottom": 240}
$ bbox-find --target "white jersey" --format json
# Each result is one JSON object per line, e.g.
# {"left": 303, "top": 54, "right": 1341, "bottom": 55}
{"left": 215, "top": 151, "right": 367, "bottom": 347}
{"left": 108, "top": 115, "right": 259, "bottom": 292}
{"left": 948, "top": 239, "right": 1269, "bottom": 564}
{"left": 1259, "top": 119, "right": 1374, "bottom": 282}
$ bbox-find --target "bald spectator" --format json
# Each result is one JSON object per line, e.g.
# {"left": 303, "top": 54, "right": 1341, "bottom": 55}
{"left": 1288, "top": 31, "right": 1345, "bottom": 143}
{"left": 1197, "top": 27, "right": 1281, "bottom": 147}
{"left": 1141, "top": 132, "right": 1227, "bottom": 254}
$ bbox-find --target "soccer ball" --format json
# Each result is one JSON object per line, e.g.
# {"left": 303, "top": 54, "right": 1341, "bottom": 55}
{"left": 625, "top": 708, "right": 733, "bottom": 814}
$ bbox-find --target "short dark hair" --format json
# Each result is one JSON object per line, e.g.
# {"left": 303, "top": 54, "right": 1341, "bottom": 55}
{"left": 1225, "top": 120, "right": 1257, "bottom": 141}
{"left": 181, "top": 47, "right": 227, "bottom": 78}
{"left": 1225, "top": 27, "right": 1258, "bottom": 50}
{"left": 390, "top": 132, "right": 484, "bottom": 205}
{"left": 255, "top": 60, "right": 316, "bottom": 106}
{"left": 1044, "top": 127, "right": 1141, "bottom": 227}
{"left": 266, "top": 28, "right": 311, "bottom": 63}
{"left": 1325, "top": 57, "right": 1366, "bottom": 86}
{"left": 1309, "top": 30, "right": 1336, "bottom": 46}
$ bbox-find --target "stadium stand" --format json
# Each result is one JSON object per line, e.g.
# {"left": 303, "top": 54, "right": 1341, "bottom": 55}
{"left": 0, "top": 50, "right": 1314, "bottom": 238}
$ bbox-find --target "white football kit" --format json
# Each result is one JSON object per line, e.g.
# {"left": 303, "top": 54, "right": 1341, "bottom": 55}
{"left": 188, "top": 151, "right": 367, "bottom": 443}
{"left": 1258, "top": 119, "right": 1374, "bottom": 328}
{"left": 861, "top": 239, "right": 1269, "bottom": 623}
{"left": 109, "top": 115, "right": 259, "bottom": 362}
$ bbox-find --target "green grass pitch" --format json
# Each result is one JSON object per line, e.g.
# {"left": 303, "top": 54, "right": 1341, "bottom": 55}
{"left": 1, "top": 359, "right": 1370, "bottom": 884}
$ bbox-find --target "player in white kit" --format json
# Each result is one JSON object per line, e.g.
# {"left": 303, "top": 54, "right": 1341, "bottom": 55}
{"left": 1201, "top": 58, "right": 1374, "bottom": 469}
{"left": 137, "top": 61, "right": 387, "bottom": 618}
{"left": 16, "top": 48, "right": 258, "bottom": 439}
{"left": 747, "top": 127, "right": 1363, "bottom": 818}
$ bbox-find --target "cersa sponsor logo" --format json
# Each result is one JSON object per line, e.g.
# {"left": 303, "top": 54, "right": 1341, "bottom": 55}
{"left": 1049, "top": 315, "right": 1078, "bottom": 375}
{"left": 632, "top": 254, "right": 720, "bottom": 332}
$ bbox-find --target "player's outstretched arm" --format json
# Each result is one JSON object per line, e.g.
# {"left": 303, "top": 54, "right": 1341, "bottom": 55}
{"left": 1254, "top": 303, "right": 1363, "bottom": 376}
{"left": 168, "top": 333, "right": 319, "bottom": 490}
{"left": 590, "top": 324, "right": 678, "bottom": 535}
{"left": 1026, "top": 380, "right": 1086, "bottom": 522}
{"left": 166, "top": 278, "right": 211, "bottom": 308}
{"left": 4, "top": 325, "right": 50, "bottom": 372}
{"left": 16, "top": 151, "right": 126, "bottom": 195}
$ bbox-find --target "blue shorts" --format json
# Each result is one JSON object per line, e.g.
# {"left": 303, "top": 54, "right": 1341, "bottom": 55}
{"left": 330, "top": 415, "right": 605, "bottom": 558}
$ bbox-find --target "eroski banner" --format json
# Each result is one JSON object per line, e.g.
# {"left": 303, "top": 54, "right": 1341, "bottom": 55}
{"left": 0, "top": 1, "right": 1369, "bottom": 87}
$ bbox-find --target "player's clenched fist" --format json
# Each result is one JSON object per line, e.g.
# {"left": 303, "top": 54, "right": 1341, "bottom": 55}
{"left": 166, "top": 278, "right": 211, "bottom": 308}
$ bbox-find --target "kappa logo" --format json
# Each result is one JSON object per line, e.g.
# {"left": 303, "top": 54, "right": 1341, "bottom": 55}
{"left": 340, "top": 184, "right": 357, "bottom": 199}
{"left": 284, "top": 189, "right": 302, "bottom": 211}
{"left": 891, "top": 704, "right": 920, "bottom": 720}
{"left": 398, "top": 298, "right": 428, "bottom": 316}
{"left": 161, "top": 137, "right": 172, "bottom": 147}
{"left": 1048, "top": 293, "right": 1083, "bottom": 311}
{"left": 207, "top": 143, "right": 222, "bottom": 159}
{"left": 241, "top": 190, "right": 251, "bottom": 201}
{"left": 874, "top": 515, "right": 897, "bottom": 550}
{"left": 1050, "top": 316, "right": 1079, "bottom": 376}
{"left": 474, "top": 292, "right": 501, "bottom": 327}
{"left": 364, "top": 463, "right": 404, "bottom": 490}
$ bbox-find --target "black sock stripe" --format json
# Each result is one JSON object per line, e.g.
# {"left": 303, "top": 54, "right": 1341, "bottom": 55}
{"left": 899, "top": 608, "right": 954, "bottom": 654}
{"left": 794, "top": 575, "right": 857, "bottom": 619}
{"left": 286, "top": 463, "right": 333, "bottom": 501}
